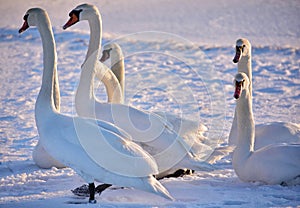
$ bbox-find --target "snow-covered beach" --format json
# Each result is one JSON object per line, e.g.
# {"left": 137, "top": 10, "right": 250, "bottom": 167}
{"left": 0, "top": 0, "right": 299, "bottom": 207}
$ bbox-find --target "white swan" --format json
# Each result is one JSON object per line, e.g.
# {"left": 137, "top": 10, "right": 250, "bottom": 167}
{"left": 63, "top": 4, "right": 214, "bottom": 177}
{"left": 32, "top": 28, "right": 123, "bottom": 170}
{"left": 30, "top": 14, "right": 64, "bottom": 169}
{"left": 232, "top": 72, "right": 300, "bottom": 185}
{"left": 229, "top": 38, "right": 300, "bottom": 148}
{"left": 19, "top": 7, "right": 173, "bottom": 203}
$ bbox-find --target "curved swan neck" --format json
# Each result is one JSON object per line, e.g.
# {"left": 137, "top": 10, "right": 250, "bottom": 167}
{"left": 84, "top": 10, "right": 102, "bottom": 64}
{"left": 111, "top": 50, "right": 125, "bottom": 96}
{"left": 235, "top": 88, "right": 255, "bottom": 155}
{"left": 35, "top": 15, "right": 57, "bottom": 115}
{"left": 76, "top": 9, "right": 102, "bottom": 116}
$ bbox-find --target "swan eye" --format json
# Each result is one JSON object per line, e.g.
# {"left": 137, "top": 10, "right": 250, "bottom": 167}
{"left": 236, "top": 45, "right": 244, "bottom": 52}
{"left": 69, "top": 9, "right": 82, "bottom": 18}
{"left": 242, "top": 45, "right": 246, "bottom": 52}
{"left": 235, "top": 79, "right": 245, "bottom": 88}
{"left": 23, "top": 14, "right": 29, "bottom": 21}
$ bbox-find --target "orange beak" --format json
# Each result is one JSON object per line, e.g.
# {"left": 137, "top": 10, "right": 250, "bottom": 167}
{"left": 63, "top": 13, "right": 79, "bottom": 30}
{"left": 19, "top": 20, "right": 29, "bottom": 33}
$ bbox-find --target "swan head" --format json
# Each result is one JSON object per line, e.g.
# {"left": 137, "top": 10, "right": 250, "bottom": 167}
{"left": 233, "top": 38, "right": 252, "bottom": 63}
{"left": 233, "top": 72, "right": 250, "bottom": 99}
{"left": 63, "top": 4, "right": 100, "bottom": 30}
{"left": 100, "top": 43, "right": 123, "bottom": 62}
{"left": 19, "top": 8, "right": 49, "bottom": 33}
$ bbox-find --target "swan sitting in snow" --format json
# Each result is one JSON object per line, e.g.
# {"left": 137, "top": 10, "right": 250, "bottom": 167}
{"left": 19, "top": 7, "right": 173, "bottom": 203}
{"left": 229, "top": 38, "right": 300, "bottom": 149}
{"left": 63, "top": 3, "right": 214, "bottom": 178}
{"left": 232, "top": 72, "right": 300, "bottom": 185}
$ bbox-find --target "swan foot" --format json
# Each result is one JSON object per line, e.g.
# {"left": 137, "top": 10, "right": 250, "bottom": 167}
{"left": 89, "top": 199, "right": 97, "bottom": 204}
{"left": 95, "top": 184, "right": 112, "bottom": 194}
{"left": 88, "top": 183, "right": 96, "bottom": 203}
{"left": 156, "top": 169, "right": 195, "bottom": 180}
{"left": 71, "top": 184, "right": 90, "bottom": 197}
{"left": 72, "top": 183, "right": 113, "bottom": 197}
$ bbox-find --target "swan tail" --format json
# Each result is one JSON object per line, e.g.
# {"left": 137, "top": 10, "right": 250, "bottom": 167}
{"left": 180, "top": 156, "right": 216, "bottom": 172}
{"left": 205, "top": 145, "right": 235, "bottom": 164}
{"left": 140, "top": 176, "right": 174, "bottom": 200}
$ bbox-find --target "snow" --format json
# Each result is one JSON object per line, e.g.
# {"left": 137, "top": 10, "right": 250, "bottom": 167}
{"left": 0, "top": 0, "right": 299, "bottom": 207}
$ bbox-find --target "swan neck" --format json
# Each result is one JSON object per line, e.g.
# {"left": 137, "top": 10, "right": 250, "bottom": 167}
{"left": 238, "top": 55, "right": 252, "bottom": 94}
{"left": 35, "top": 17, "right": 57, "bottom": 115}
{"left": 76, "top": 10, "right": 102, "bottom": 116}
{"left": 235, "top": 89, "right": 255, "bottom": 155}
{"left": 76, "top": 61, "right": 96, "bottom": 116}
{"left": 85, "top": 12, "right": 102, "bottom": 64}
{"left": 111, "top": 51, "right": 125, "bottom": 96}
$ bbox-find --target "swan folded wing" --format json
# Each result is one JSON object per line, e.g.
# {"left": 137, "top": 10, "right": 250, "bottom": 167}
{"left": 248, "top": 144, "right": 300, "bottom": 183}
{"left": 255, "top": 122, "right": 300, "bottom": 144}
{"left": 154, "top": 111, "right": 200, "bottom": 138}
{"left": 96, "top": 103, "right": 174, "bottom": 143}
{"left": 72, "top": 116, "right": 159, "bottom": 177}
{"left": 95, "top": 119, "right": 132, "bottom": 141}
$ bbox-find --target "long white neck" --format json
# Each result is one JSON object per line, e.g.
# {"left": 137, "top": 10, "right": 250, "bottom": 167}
{"left": 35, "top": 15, "right": 57, "bottom": 122}
{"left": 229, "top": 53, "right": 253, "bottom": 145}
{"left": 84, "top": 11, "right": 102, "bottom": 65}
{"left": 53, "top": 56, "right": 60, "bottom": 111}
{"left": 76, "top": 11, "right": 102, "bottom": 116}
{"left": 98, "top": 64, "right": 124, "bottom": 104}
{"left": 110, "top": 49, "right": 125, "bottom": 97}
{"left": 238, "top": 55, "right": 252, "bottom": 95}
{"left": 234, "top": 87, "right": 255, "bottom": 162}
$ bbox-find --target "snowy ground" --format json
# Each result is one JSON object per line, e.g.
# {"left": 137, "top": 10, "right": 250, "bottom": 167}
{"left": 0, "top": 0, "right": 299, "bottom": 207}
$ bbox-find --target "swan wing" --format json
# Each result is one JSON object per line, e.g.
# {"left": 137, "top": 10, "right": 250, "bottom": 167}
{"left": 255, "top": 122, "right": 300, "bottom": 148}
{"left": 247, "top": 144, "right": 300, "bottom": 184}
{"left": 94, "top": 103, "right": 174, "bottom": 143}
{"left": 72, "top": 116, "right": 159, "bottom": 177}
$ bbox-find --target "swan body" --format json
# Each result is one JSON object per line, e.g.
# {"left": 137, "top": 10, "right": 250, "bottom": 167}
{"left": 229, "top": 38, "right": 300, "bottom": 148}
{"left": 19, "top": 7, "right": 173, "bottom": 201}
{"left": 32, "top": 143, "right": 65, "bottom": 168}
{"left": 232, "top": 72, "right": 300, "bottom": 185}
{"left": 63, "top": 4, "right": 214, "bottom": 175}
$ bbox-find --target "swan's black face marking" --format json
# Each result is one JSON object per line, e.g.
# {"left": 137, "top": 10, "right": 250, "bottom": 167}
{"left": 233, "top": 45, "right": 246, "bottom": 63}
{"left": 19, "top": 14, "right": 29, "bottom": 33}
{"left": 69, "top": 9, "right": 83, "bottom": 19}
{"left": 23, "top": 14, "right": 29, "bottom": 21}
{"left": 100, "top": 48, "right": 112, "bottom": 62}
{"left": 63, "top": 9, "right": 82, "bottom": 30}
{"left": 234, "top": 80, "right": 244, "bottom": 99}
